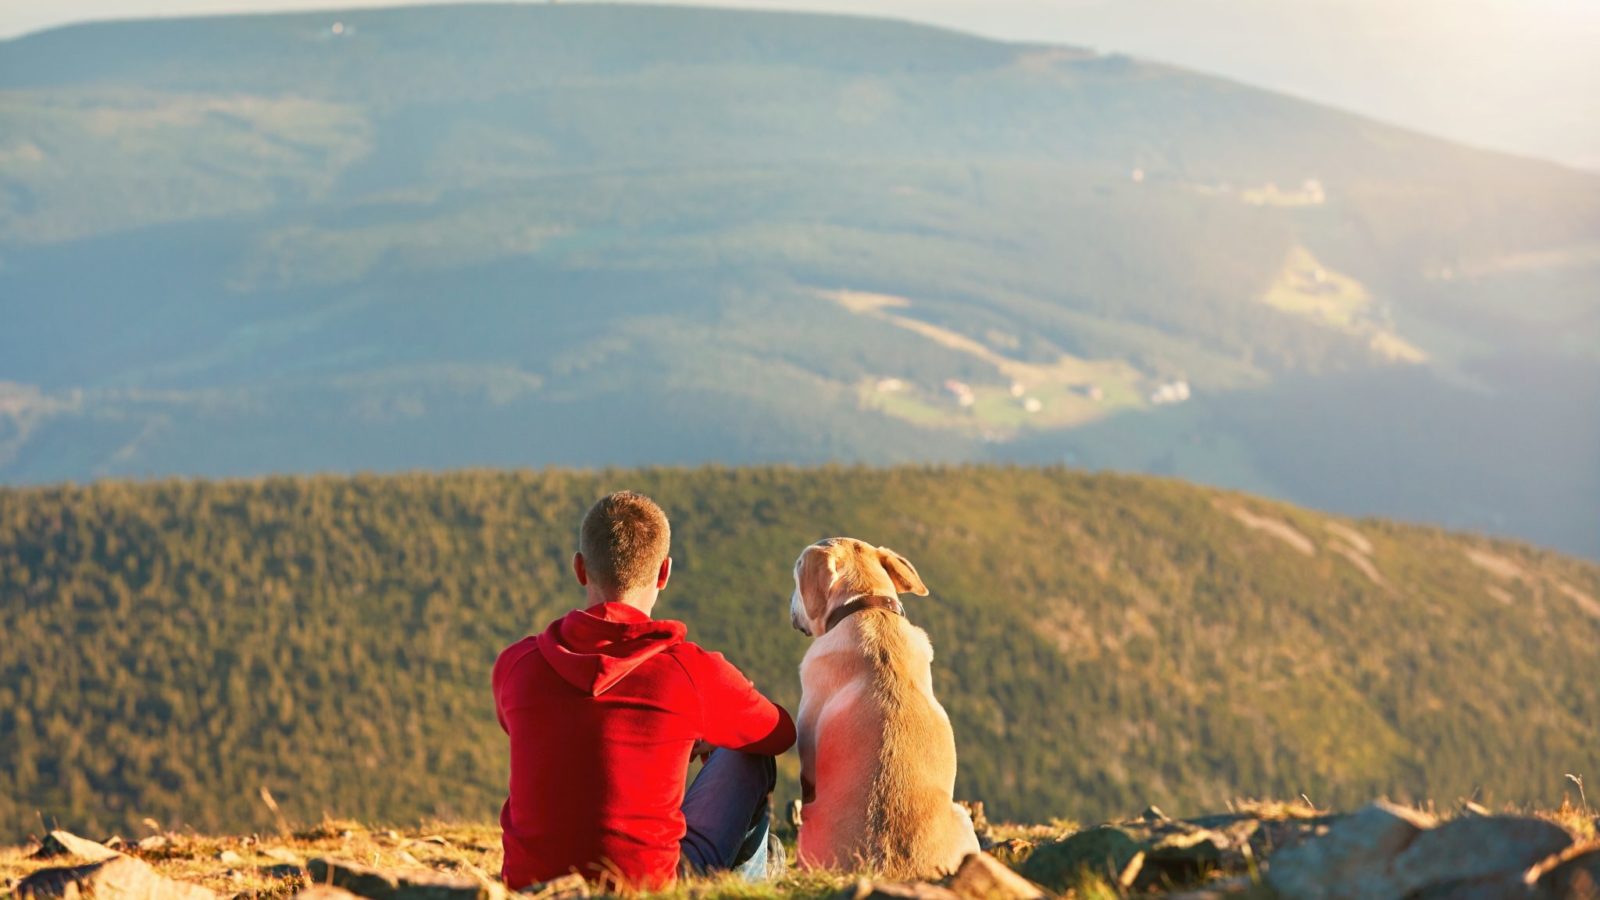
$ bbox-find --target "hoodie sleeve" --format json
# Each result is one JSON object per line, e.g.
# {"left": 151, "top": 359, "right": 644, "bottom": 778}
{"left": 677, "top": 645, "right": 796, "bottom": 756}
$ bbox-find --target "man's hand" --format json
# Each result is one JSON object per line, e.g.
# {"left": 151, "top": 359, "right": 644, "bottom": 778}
{"left": 690, "top": 739, "right": 715, "bottom": 763}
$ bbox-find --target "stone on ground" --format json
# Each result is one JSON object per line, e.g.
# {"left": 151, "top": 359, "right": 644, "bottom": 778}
{"left": 1264, "top": 801, "right": 1436, "bottom": 900}
{"left": 16, "top": 854, "right": 218, "bottom": 900}
{"left": 30, "top": 831, "right": 122, "bottom": 862}
{"left": 262, "top": 847, "right": 306, "bottom": 864}
{"left": 1017, "top": 825, "right": 1143, "bottom": 890}
{"left": 1535, "top": 847, "right": 1600, "bottom": 899}
{"left": 945, "top": 851, "right": 1045, "bottom": 900}
{"left": 1409, "top": 870, "right": 1538, "bottom": 900}
{"left": 296, "top": 888, "right": 364, "bottom": 900}
{"left": 1139, "top": 827, "right": 1233, "bottom": 889}
{"left": 1389, "top": 814, "right": 1572, "bottom": 894}
{"left": 306, "top": 857, "right": 503, "bottom": 900}
{"left": 1164, "top": 875, "right": 1256, "bottom": 899}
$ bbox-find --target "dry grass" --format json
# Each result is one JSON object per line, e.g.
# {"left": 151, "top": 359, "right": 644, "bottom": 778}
{"left": 0, "top": 818, "right": 865, "bottom": 900}
{"left": 5, "top": 798, "right": 1594, "bottom": 899}
{"left": 0, "top": 819, "right": 505, "bottom": 899}
{"left": 1539, "top": 798, "right": 1597, "bottom": 841}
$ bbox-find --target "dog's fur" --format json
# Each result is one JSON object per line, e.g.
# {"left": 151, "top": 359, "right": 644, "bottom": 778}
{"left": 789, "top": 538, "right": 979, "bottom": 877}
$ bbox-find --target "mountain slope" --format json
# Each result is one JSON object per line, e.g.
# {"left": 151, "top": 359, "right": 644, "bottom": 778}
{"left": 1, "top": 466, "right": 1596, "bottom": 840}
{"left": 0, "top": 5, "right": 1597, "bottom": 556}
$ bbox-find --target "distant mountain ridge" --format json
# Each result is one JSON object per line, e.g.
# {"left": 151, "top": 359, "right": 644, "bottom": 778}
{"left": 0, "top": 4, "right": 1596, "bottom": 557}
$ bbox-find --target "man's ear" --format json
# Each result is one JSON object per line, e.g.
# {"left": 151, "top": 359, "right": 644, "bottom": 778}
{"left": 877, "top": 546, "right": 929, "bottom": 596}
{"left": 572, "top": 552, "right": 589, "bottom": 587}
{"left": 657, "top": 557, "right": 672, "bottom": 590}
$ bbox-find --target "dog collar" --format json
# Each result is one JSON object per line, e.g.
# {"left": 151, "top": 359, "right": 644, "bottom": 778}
{"left": 824, "top": 594, "right": 905, "bottom": 634}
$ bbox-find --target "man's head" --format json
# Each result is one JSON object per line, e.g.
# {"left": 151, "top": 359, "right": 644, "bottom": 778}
{"left": 574, "top": 491, "right": 673, "bottom": 611}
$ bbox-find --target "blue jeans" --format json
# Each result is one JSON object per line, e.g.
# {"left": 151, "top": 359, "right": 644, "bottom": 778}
{"left": 679, "top": 749, "right": 779, "bottom": 881}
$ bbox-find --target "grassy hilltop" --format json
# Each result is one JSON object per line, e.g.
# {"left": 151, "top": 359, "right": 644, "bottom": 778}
{"left": 1, "top": 5, "right": 1597, "bottom": 558}
{"left": 2, "top": 466, "right": 1597, "bottom": 842}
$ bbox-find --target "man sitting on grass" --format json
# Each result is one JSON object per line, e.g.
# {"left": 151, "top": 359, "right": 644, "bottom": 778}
{"left": 494, "top": 490, "right": 795, "bottom": 890}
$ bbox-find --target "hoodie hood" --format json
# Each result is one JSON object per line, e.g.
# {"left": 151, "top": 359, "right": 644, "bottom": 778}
{"left": 536, "top": 602, "right": 688, "bottom": 696}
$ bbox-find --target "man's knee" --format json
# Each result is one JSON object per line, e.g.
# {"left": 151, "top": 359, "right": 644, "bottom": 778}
{"left": 706, "top": 747, "right": 777, "bottom": 792}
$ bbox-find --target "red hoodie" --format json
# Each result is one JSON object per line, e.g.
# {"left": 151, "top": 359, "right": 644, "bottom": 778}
{"left": 493, "top": 602, "right": 795, "bottom": 890}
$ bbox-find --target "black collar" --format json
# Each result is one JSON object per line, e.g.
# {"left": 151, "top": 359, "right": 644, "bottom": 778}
{"left": 824, "top": 595, "right": 905, "bottom": 634}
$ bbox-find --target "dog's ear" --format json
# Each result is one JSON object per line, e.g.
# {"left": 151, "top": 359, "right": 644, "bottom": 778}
{"left": 877, "top": 546, "right": 929, "bottom": 596}
{"left": 797, "top": 543, "right": 837, "bottom": 618}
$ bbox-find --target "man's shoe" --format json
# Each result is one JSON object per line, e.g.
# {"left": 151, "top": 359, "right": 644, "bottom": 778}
{"left": 765, "top": 832, "right": 787, "bottom": 880}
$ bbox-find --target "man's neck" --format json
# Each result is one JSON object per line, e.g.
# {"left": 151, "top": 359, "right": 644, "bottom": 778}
{"left": 586, "top": 588, "right": 657, "bottom": 617}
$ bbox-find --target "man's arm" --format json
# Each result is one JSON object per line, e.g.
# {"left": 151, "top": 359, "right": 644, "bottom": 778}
{"left": 678, "top": 646, "right": 796, "bottom": 755}
{"left": 491, "top": 637, "right": 540, "bottom": 735}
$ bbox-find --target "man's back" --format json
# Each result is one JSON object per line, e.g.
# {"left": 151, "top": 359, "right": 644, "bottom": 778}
{"left": 494, "top": 601, "right": 793, "bottom": 890}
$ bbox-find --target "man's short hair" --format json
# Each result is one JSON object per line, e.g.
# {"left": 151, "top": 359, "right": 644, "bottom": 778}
{"left": 579, "top": 491, "right": 672, "bottom": 593}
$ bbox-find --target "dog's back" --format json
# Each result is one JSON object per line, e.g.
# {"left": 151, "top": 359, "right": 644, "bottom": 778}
{"left": 799, "top": 611, "right": 979, "bottom": 876}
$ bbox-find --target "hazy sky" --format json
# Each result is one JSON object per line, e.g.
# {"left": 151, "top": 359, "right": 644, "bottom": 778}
{"left": 5, "top": 0, "right": 1599, "bottom": 170}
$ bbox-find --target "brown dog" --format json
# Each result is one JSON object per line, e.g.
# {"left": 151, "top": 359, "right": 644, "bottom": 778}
{"left": 789, "top": 538, "right": 979, "bottom": 876}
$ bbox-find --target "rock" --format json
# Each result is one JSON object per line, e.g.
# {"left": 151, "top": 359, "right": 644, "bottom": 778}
{"left": 1536, "top": 847, "right": 1600, "bottom": 899}
{"left": 1165, "top": 876, "right": 1256, "bottom": 899}
{"left": 838, "top": 878, "right": 961, "bottom": 900}
{"left": 1141, "top": 806, "right": 1169, "bottom": 822}
{"left": 1410, "top": 870, "right": 1537, "bottom": 899}
{"left": 264, "top": 863, "right": 309, "bottom": 880}
{"left": 1251, "top": 816, "right": 1337, "bottom": 856}
{"left": 945, "top": 852, "right": 1044, "bottom": 900}
{"left": 1182, "top": 811, "right": 1330, "bottom": 859}
{"left": 1138, "top": 828, "right": 1231, "bottom": 889}
{"left": 16, "top": 854, "right": 217, "bottom": 899}
{"left": 135, "top": 835, "right": 169, "bottom": 851}
{"left": 296, "top": 888, "right": 364, "bottom": 900}
{"left": 306, "top": 857, "right": 503, "bottom": 900}
{"left": 1264, "top": 801, "right": 1436, "bottom": 900}
{"left": 1389, "top": 814, "right": 1572, "bottom": 895}
{"left": 984, "top": 838, "right": 1033, "bottom": 869}
{"left": 216, "top": 849, "right": 246, "bottom": 864}
{"left": 1017, "top": 826, "right": 1144, "bottom": 891}
{"left": 519, "top": 873, "right": 589, "bottom": 899}
{"left": 30, "top": 830, "right": 123, "bottom": 862}
{"left": 263, "top": 847, "right": 306, "bottom": 864}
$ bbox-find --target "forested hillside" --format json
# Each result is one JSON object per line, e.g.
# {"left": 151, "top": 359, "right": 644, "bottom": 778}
{"left": 2, "top": 467, "right": 1596, "bottom": 841}
{"left": 1, "top": 5, "right": 1597, "bottom": 557}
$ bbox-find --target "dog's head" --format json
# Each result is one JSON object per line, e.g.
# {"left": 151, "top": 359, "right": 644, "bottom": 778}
{"left": 790, "top": 537, "right": 929, "bottom": 637}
